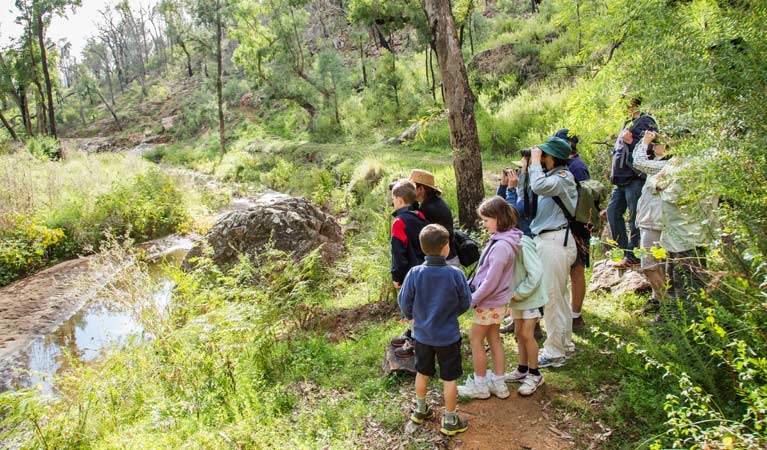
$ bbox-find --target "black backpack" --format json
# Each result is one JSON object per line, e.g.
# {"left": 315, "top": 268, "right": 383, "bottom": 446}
{"left": 454, "top": 230, "right": 480, "bottom": 267}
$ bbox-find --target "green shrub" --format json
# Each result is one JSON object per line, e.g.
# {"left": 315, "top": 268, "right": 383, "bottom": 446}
{"left": 26, "top": 136, "right": 60, "bottom": 160}
{"left": 0, "top": 216, "right": 65, "bottom": 286}
{"left": 86, "top": 169, "right": 188, "bottom": 243}
{"left": 143, "top": 139, "right": 220, "bottom": 167}
{"left": 222, "top": 79, "right": 250, "bottom": 104}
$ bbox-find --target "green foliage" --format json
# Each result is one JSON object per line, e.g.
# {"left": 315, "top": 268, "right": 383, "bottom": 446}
{"left": 0, "top": 216, "right": 65, "bottom": 286}
{"left": 0, "top": 152, "right": 199, "bottom": 286}
{"left": 26, "top": 136, "right": 61, "bottom": 160}
{"left": 85, "top": 169, "right": 188, "bottom": 242}
{"left": 144, "top": 138, "right": 220, "bottom": 167}
{"left": 175, "top": 88, "right": 219, "bottom": 138}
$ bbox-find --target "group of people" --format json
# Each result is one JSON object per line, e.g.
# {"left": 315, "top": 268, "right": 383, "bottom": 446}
{"left": 605, "top": 97, "right": 712, "bottom": 308}
{"left": 385, "top": 96, "right": 713, "bottom": 437}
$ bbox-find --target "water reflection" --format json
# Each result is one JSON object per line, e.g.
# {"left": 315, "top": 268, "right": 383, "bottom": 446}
{"left": 11, "top": 247, "right": 187, "bottom": 394}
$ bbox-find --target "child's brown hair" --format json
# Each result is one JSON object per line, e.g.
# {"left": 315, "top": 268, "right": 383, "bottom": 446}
{"left": 419, "top": 224, "right": 450, "bottom": 256}
{"left": 391, "top": 179, "right": 417, "bottom": 205}
{"left": 478, "top": 196, "right": 520, "bottom": 232}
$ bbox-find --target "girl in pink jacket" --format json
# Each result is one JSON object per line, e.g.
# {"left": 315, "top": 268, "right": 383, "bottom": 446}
{"left": 458, "top": 196, "right": 523, "bottom": 400}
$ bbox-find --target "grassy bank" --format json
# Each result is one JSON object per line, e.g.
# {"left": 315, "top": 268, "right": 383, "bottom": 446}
{"left": 0, "top": 143, "right": 227, "bottom": 287}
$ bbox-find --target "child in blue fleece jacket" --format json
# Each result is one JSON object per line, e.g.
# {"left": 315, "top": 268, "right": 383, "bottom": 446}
{"left": 398, "top": 224, "right": 472, "bottom": 436}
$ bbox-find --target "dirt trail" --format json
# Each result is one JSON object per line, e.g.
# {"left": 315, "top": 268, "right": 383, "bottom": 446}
{"left": 402, "top": 384, "right": 576, "bottom": 450}
{"left": 448, "top": 387, "right": 574, "bottom": 449}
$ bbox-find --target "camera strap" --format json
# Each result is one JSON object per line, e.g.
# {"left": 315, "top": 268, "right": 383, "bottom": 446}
{"left": 522, "top": 176, "right": 538, "bottom": 220}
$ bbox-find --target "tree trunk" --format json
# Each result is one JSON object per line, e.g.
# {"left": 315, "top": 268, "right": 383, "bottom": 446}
{"left": 215, "top": 5, "right": 226, "bottom": 156}
{"left": 424, "top": 46, "right": 430, "bottom": 89}
{"left": 429, "top": 45, "right": 437, "bottom": 101}
{"left": 391, "top": 52, "right": 399, "bottom": 109}
{"left": 469, "top": 15, "right": 475, "bottom": 55}
{"left": 106, "top": 69, "right": 115, "bottom": 105}
{"left": 179, "top": 39, "right": 193, "bottom": 77}
{"left": 331, "top": 72, "right": 340, "bottom": 125}
{"left": 421, "top": 0, "right": 484, "bottom": 229}
{"left": 360, "top": 37, "right": 367, "bottom": 87}
{"left": 36, "top": 10, "right": 57, "bottom": 142}
{"left": 94, "top": 89, "right": 122, "bottom": 131}
{"left": 0, "top": 110, "right": 21, "bottom": 142}
{"left": 26, "top": 23, "right": 47, "bottom": 135}
{"left": 20, "top": 88, "right": 33, "bottom": 136}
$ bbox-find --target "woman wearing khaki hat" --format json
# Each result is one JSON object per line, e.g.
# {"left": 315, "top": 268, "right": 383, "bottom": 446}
{"left": 409, "top": 169, "right": 460, "bottom": 267}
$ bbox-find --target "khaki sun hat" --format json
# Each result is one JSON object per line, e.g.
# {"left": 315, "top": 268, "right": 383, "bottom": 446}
{"left": 408, "top": 169, "right": 442, "bottom": 194}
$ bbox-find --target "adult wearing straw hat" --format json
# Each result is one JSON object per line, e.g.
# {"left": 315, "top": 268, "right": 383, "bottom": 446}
{"left": 409, "top": 169, "right": 459, "bottom": 266}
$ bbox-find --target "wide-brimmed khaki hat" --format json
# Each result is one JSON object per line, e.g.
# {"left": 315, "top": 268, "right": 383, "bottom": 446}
{"left": 508, "top": 159, "right": 525, "bottom": 169}
{"left": 408, "top": 169, "right": 442, "bottom": 194}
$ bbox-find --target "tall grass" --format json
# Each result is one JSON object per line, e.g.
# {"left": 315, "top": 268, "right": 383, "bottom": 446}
{"left": 0, "top": 150, "right": 222, "bottom": 286}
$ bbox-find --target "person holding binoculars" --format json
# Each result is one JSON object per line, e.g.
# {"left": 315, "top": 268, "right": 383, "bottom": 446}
{"left": 516, "top": 137, "right": 578, "bottom": 368}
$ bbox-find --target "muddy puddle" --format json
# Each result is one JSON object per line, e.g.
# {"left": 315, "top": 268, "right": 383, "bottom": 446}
{"left": 8, "top": 244, "right": 190, "bottom": 394}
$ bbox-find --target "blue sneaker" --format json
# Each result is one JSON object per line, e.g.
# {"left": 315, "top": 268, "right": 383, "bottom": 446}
{"left": 537, "top": 352, "right": 566, "bottom": 368}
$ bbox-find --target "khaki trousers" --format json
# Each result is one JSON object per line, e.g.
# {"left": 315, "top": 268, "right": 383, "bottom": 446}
{"left": 535, "top": 228, "right": 577, "bottom": 359}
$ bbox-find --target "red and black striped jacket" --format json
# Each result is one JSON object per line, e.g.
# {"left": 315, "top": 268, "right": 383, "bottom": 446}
{"left": 390, "top": 206, "right": 428, "bottom": 284}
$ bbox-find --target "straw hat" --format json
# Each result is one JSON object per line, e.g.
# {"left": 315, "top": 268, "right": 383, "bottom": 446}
{"left": 408, "top": 169, "right": 442, "bottom": 194}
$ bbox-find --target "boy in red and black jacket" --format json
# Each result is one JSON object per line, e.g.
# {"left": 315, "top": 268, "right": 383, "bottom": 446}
{"left": 390, "top": 179, "right": 428, "bottom": 288}
{"left": 389, "top": 179, "right": 428, "bottom": 358}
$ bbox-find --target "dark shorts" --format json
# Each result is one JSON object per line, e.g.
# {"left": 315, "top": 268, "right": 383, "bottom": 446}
{"left": 414, "top": 339, "right": 463, "bottom": 381}
{"left": 571, "top": 221, "right": 591, "bottom": 268}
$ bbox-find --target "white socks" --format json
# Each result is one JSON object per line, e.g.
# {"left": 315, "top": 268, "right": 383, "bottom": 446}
{"left": 572, "top": 311, "right": 582, "bottom": 318}
{"left": 476, "top": 373, "right": 505, "bottom": 384}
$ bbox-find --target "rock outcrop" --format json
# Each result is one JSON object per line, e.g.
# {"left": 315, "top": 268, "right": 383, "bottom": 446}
{"left": 183, "top": 192, "right": 345, "bottom": 267}
{"left": 588, "top": 259, "right": 651, "bottom": 296}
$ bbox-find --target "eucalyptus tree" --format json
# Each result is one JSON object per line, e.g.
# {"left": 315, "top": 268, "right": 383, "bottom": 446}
{"left": 420, "top": 0, "right": 483, "bottom": 228}
{"left": 158, "top": 0, "right": 195, "bottom": 77}
{"left": 191, "top": 0, "right": 237, "bottom": 155}
{"left": 233, "top": 0, "right": 348, "bottom": 131}
{"left": 0, "top": 46, "right": 33, "bottom": 138}
{"left": 14, "top": 0, "right": 81, "bottom": 143}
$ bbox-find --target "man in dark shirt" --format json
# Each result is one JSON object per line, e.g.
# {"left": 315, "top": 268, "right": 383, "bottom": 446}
{"left": 556, "top": 129, "right": 589, "bottom": 181}
{"left": 409, "top": 169, "right": 460, "bottom": 266}
{"left": 606, "top": 97, "right": 658, "bottom": 268}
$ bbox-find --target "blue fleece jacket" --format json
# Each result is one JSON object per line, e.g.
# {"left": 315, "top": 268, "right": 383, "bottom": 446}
{"left": 496, "top": 185, "right": 532, "bottom": 237}
{"left": 398, "top": 256, "right": 472, "bottom": 346}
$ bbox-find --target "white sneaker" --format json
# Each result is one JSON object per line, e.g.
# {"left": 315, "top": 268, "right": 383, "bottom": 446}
{"left": 518, "top": 373, "right": 544, "bottom": 396}
{"left": 502, "top": 368, "right": 528, "bottom": 382}
{"left": 457, "top": 375, "right": 490, "bottom": 399}
{"left": 487, "top": 377, "right": 510, "bottom": 399}
{"left": 566, "top": 343, "right": 576, "bottom": 358}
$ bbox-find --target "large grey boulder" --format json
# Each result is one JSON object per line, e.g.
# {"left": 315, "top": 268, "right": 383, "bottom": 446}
{"left": 184, "top": 192, "right": 345, "bottom": 267}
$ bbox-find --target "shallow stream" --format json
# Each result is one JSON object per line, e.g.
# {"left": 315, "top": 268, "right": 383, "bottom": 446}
{"left": 8, "top": 241, "right": 192, "bottom": 394}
